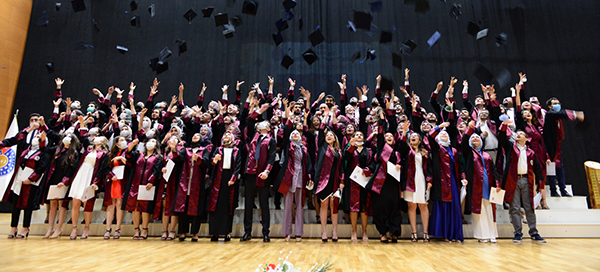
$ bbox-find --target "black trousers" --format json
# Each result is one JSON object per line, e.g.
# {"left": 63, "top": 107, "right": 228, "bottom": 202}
{"left": 244, "top": 174, "right": 270, "bottom": 235}
{"left": 372, "top": 178, "right": 402, "bottom": 236}
{"left": 177, "top": 196, "right": 201, "bottom": 235}
{"left": 11, "top": 202, "right": 33, "bottom": 228}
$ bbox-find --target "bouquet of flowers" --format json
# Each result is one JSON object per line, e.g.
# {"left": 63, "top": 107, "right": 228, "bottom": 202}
{"left": 254, "top": 251, "right": 333, "bottom": 272}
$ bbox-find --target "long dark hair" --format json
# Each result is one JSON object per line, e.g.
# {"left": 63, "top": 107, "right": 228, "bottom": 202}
{"left": 110, "top": 136, "right": 127, "bottom": 160}
{"left": 59, "top": 134, "right": 80, "bottom": 168}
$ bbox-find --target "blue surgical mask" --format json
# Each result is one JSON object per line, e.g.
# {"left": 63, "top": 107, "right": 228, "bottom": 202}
{"left": 552, "top": 104, "right": 561, "bottom": 111}
{"left": 87, "top": 107, "right": 95, "bottom": 113}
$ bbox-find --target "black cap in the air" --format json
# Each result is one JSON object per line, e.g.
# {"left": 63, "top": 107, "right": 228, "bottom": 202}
{"left": 281, "top": 55, "right": 294, "bottom": 69}
{"left": 183, "top": 9, "right": 197, "bottom": 23}
{"left": 473, "top": 63, "right": 493, "bottom": 85}
{"left": 380, "top": 31, "right": 392, "bottom": 44}
{"left": 302, "top": 49, "right": 318, "bottom": 65}
{"left": 242, "top": 0, "right": 259, "bottom": 15}
{"left": 309, "top": 28, "right": 325, "bottom": 47}
{"left": 202, "top": 7, "right": 214, "bottom": 18}
{"left": 276, "top": 18, "right": 289, "bottom": 31}
{"left": 71, "top": 0, "right": 86, "bottom": 12}
{"left": 353, "top": 11, "right": 372, "bottom": 30}
{"left": 273, "top": 32, "right": 284, "bottom": 46}
{"left": 130, "top": 16, "right": 140, "bottom": 27}
{"left": 215, "top": 13, "right": 228, "bottom": 26}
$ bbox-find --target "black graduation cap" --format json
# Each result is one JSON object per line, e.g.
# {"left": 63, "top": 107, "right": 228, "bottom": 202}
{"left": 116, "top": 45, "right": 129, "bottom": 54}
{"left": 202, "top": 7, "right": 214, "bottom": 17}
{"left": 380, "top": 77, "right": 394, "bottom": 91}
{"left": 71, "top": 0, "right": 86, "bottom": 12}
{"left": 379, "top": 31, "right": 392, "bottom": 43}
{"left": 176, "top": 40, "right": 187, "bottom": 56}
{"left": 130, "top": 1, "right": 138, "bottom": 11}
{"left": 55, "top": 3, "right": 62, "bottom": 11}
{"left": 45, "top": 62, "right": 54, "bottom": 73}
{"left": 494, "top": 68, "right": 511, "bottom": 90}
{"left": 354, "top": 11, "right": 372, "bottom": 30}
{"left": 230, "top": 16, "right": 243, "bottom": 27}
{"left": 302, "top": 49, "right": 318, "bottom": 65}
{"left": 281, "top": 55, "right": 294, "bottom": 69}
{"left": 415, "top": 0, "right": 430, "bottom": 14}
{"left": 496, "top": 33, "right": 508, "bottom": 46}
{"left": 215, "top": 13, "right": 228, "bottom": 27}
{"left": 473, "top": 63, "right": 493, "bottom": 85}
{"left": 467, "top": 21, "right": 480, "bottom": 36}
{"left": 242, "top": 0, "right": 259, "bottom": 15}
{"left": 223, "top": 24, "right": 235, "bottom": 38}
{"left": 366, "top": 49, "right": 376, "bottom": 60}
{"left": 184, "top": 9, "right": 197, "bottom": 23}
{"left": 449, "top": 3, "right": 461, "bottom": 20}
{"left": 347, "top": 21, "right": 357, "bottom": 32}
{"left": 392, "top": 53, "right": 402, "bottom": 69}
{"left": 130, "top": 16, "right": 140, "bottom": 27}
{"left": 369, "top": 1, "right": 383, "bottom": 12}
{"left": 350, "top": 51, "right": 361, "bottom": 63}
{"left": 92, "top": 19, "right": 101, "bottom": 32}
{"left": 272, "top": 32, "right": 283, "bottom": 46}
{"left": 285, "top": 10, "right": 294, "bottom": 20}
{"left": 403, "top": 39, "right": 417, "bottom": 52}
{"left": 476, "top": 29, "right": 489, "bottom": 40}
{"left": 276, "top": 18, "right": 289, "bottom": 31}
{"left": 159, "top": 47, "right": 172, "bottom": 61}
{"left": 149, "top": 57, "right": 159, "bottom": 71}
{"left": 282, "top": 0, "right": 297, "bottom": 11}
{"left": 308, "top": 28, "right": 325, "bottom": 47}
{"left": 156, "top": 62, "right": 169, "bottom": 75}
{"left": 148, "top": 4, "right": 155, "bottom": 17}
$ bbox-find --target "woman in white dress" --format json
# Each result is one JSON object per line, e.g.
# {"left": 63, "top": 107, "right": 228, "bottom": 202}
{"left": 462, "top": 123, "right": 500, "bottom": 243}
{"left": 399, "top": 128, "right": 433, "bottom": 242}
{"left": 67, "top": 125, "right": 110, "bottom": 240}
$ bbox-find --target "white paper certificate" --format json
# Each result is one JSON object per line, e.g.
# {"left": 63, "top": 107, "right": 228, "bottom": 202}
{"left": 163, "top": 159, "right": 175, "bottom": 181}
{"left": 546, "top": 162, "right": 556, "bottom": 176}
{"left": 112, "top": 165, "right": 125, "bottom": 180}
{"left": 489, "top": 187, "right": 506, "bottom": 205}
{"left": 81, "top": 186, "right": 96, "bottom": 202}
{"left": 223, "top": 148, "right": 233, "bottom": 170}
{"left": 387, "top": 161, "right": 401, "bottom": 182}
{"left": 350, "top": 166, "right": 370, "bottom": 188}
{"left": 47, "top": 185, "right": 69, "bottom": 200}
{"left": 534, "top": 192, "right": 542, "bottom": 208}
{"left": 137, "top": 185, "right": 156, "bottom": 201}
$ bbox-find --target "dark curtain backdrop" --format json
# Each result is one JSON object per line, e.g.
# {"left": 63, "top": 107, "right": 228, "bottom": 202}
{"left": 12, "top": 0, "right": 600, "bottom": 199}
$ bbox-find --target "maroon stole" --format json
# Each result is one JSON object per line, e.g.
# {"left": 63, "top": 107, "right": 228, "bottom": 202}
{"left": 208, "top": 146, "right": 239, "bottom": 215}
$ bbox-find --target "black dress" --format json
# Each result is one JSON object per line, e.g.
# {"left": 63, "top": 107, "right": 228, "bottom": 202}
{"left": 209, "top": 168, "right": 234, "bottom": 235}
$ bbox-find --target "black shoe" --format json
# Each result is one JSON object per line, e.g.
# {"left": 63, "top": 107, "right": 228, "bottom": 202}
{"left": 550, "top": 192, "right": 560, "bottom": 197}
{"left": 322, "top": 238, "right": 328, "bottom": 242}
{"left": 211, "top": 235, "right": 219, "bottom": 242}
{"left": 179, "top": 235, "right": 186, "bottom": 242}
{"left": 332, "top": 238, "right": 338, "bottom": 242}
{"left": 191, "top": 237, "right": 198, "bottom": 242}
{"left": 263, "top": 235, "right": 270, "bottom": 242}
{"left": 240, "top": 233, "right": 252, "bottom": 242}
{"left": 560, "top": 191, "right": 572, "bottom": 197}
{"left": 531, "top": 234, "right": 547, "bottom": 243}
{"left": 513, "top": 233, "right": 523, "bottom": 243}
{"left": 224, "top": 235, "right": 231, "bottom": 242}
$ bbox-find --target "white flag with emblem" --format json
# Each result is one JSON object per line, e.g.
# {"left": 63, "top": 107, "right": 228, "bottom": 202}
{"left": 0, "top": 115, "right": 19, "bottom": 198}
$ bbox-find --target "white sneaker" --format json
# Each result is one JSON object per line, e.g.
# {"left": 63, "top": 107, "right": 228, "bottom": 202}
{"left": 490, "top": 238, "right": 497, "bottom": 243}
{"left": 478, "top": 239, "right": 489, "bottom": 243}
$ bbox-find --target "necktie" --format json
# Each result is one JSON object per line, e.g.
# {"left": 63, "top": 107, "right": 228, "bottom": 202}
{"left": 255, "top": 135, "right": 264, "bottom": 161}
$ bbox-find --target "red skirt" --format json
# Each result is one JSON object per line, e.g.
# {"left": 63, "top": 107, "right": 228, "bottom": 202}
{"left": 111, "top": 180, "right": 122, "bottom": 199}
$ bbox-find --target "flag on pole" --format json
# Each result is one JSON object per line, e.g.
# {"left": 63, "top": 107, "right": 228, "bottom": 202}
{"left": 0, "top": 115, "right": 19, "bottom": 198}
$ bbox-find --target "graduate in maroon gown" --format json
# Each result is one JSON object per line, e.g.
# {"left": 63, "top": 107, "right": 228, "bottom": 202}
{"left": 1, "top": 125, "right": 51, "bottom": 239}
{"left": 121, "top": 138, "right": 163, "bottom": 240}
{"left": 161, "top": 136, "right": 183, "bottom": 240}
{"left": 208, "top": 132, "right": 242, "bottom": 242}
{"left": 175, "top": 131, "right": 213, "bottom": 242}
{"left": 41, "top": 133, "right": 80, "bottom": 239}
{"left": 344, "top": 130, "right": 373, "bottom": 242}
{"left": 103, "top": 136, "right": 134, "bottom": 239}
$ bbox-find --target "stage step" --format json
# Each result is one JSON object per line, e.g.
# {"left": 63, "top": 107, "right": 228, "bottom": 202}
{"left": 544, "top": 185, "right": 573, "bottom": 197}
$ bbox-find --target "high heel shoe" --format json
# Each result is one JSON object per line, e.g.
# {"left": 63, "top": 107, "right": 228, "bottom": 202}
{"left": 81, "top": 227, "right": 90, "bottom": 239}
{"left": 103, "top": 228, "right": 112, "bottom": 240}
{"left": 411, "top": 232, "right": 418, "bottom": 242}
{"left": 43, "top": 229, "right": 53, "bottom": 239}
{"left": 179, "top": 234, "right": 186, "bottom": 242}
{"left": 423, "top": 233, "right": 430, "bottom": 243}
{"left": 133, "top": 227, "right": 141, "bottom": 240}
{"left": 295, "top": 236, "right": 302, "bottom": 242}
{"left": 141, "top": 228, "right": 149, "bottom": 240}
{"left": 70, "top": 227, "right": 78, "bottom": 240}
{"left": 167, "top": 231, "right": 176, "bottom": 241}
{"left": 113, "top": 229, "right": 121, "bottom": 239}
{"left": 16, "top": 228, "right": 29, "bottom": 239}
{"left": 285, "top": 235, "right": 291, "bottom": 242}
{"left": 50, "top": 229, "right": 62, "bottom": 239}
{"left": 7, "top": 228, "right": 17, "bottom": 239}
{"left": 160, "top": 231, "right": 168, "bottom": 241}
{"left": 390, "top": 234, "right": 398, "bottom": 243}
{"left": 321, "top": 233, "right": 328, "bottom": 242}
{"left": 224, "top": 235, "right": 231, "bottom": 242}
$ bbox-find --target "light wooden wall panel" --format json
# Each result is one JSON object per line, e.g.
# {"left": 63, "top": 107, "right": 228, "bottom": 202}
{"left": 0, "top": 0, "right": 32, "bottom": 137}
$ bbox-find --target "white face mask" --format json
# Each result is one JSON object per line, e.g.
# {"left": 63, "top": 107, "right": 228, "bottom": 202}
{"left": 142, "top": 120, "right": 151, "bottom": 129}
{"left": 31, "top": 137, "right": 40, "bottom": 147}
{"left": 146, "top": 141, "right": 156, "bottom": 150}
{"left": 62, "top": 137, "right": 72, "bottom": 145}
{"left": 93, "top": 137, "right": 103, "bottom": 145}
{"left": 355, "top": 141, "right": 364, "bottom": 146}
{"left": 118, "top": 141, "right": 128, "bottom": 150}
{"left": 146, "top": 130, "right": 155, "bottom": 138}
{"left": 120, "top": 129, "right": 131, "bottom": 138}
{"left": 71, "top": 101, "right": 81, "bottom": 109}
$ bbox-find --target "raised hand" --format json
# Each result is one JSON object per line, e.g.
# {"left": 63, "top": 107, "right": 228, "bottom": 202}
{"left": 153, "top": 78, "right": 160, "bottom": 88}
{"left": 356, "top": 87, "right": 362, "bottom": 98}
{"left": 282, "top": 98, "right": 289, "bottom": 108}
{"left": 214, "top": 154, "right": 222, "bottom": 162}
{"left": 376, "top": 74, "right": 382, "bottom": 83}
{"left": 288, "top": 78, "right": 295, "bottom": 87}
{"left": 463, "top": 80, "right": 468, "bottom": 87}
{"left": 65, "top": 97, "right": 72, "bottom": 108}
{"left": 130, "top": 82, "right": 136, "bottom": 92}
{"left": 39, "top": 116, "right": 46, "bottom": 127}
{"left": 222, "top": 85, "right": 229, "bottom": 94}
{"left": 107, "top": 86, "right": 115, "bottom": 95}
{"left": 201, "top": 83, "right": 207, "bottom": 95}
{"left": 92, "top": 88, "right": 101, "bottom": 96}
{"left": 268, "top": 76, "right": 274, "bottom": 85}
{"left": 55, "top": 78, "right": 64, "bottom": 88}
{"left": 115, "top": 87, "right": 123, "bottom": 97}
{"left": 179, "top": 83, "right": 184, "bottom": 93}
{"left": 149, "top": 85, "right": 158, "bottom": 97}
{"left": 317, "top": 92, "right": 325, "bottom": 102}
{"left": 362, "top": 85, "right": 369, "bottom": 96}
{"left": 53, "top": 98, "right": 63, "bottom": 107}
{"left": 436, "top": 81, "right": 443, "bottom": 92}
{"left": 110, "top": 105, "right": 118, "bottom": 116}
{"left": 519, "top": 72, "right": 527, "bottom": 83}
{"left": 439, "top": 122, "right": 450, "bottom": 128}
{"left": 449, "top": 76, "right": 458, "bottom": 87}
{"left": 399, "top": 86, "right": 408, "bottom": 96}
{"left": 341, "top": 74, "right": 347, "bottom": 82}
{"left": 258, "top": 103, "right": 270, "bottom": 113}
{"left": 140, "top": 108, "right": 147, "bottom": 117}
{"left": 404, "top": 68, "right": 410, "bottom": 80}
{"left": 236, "top": 81, "right": 244, "bottom": 90}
